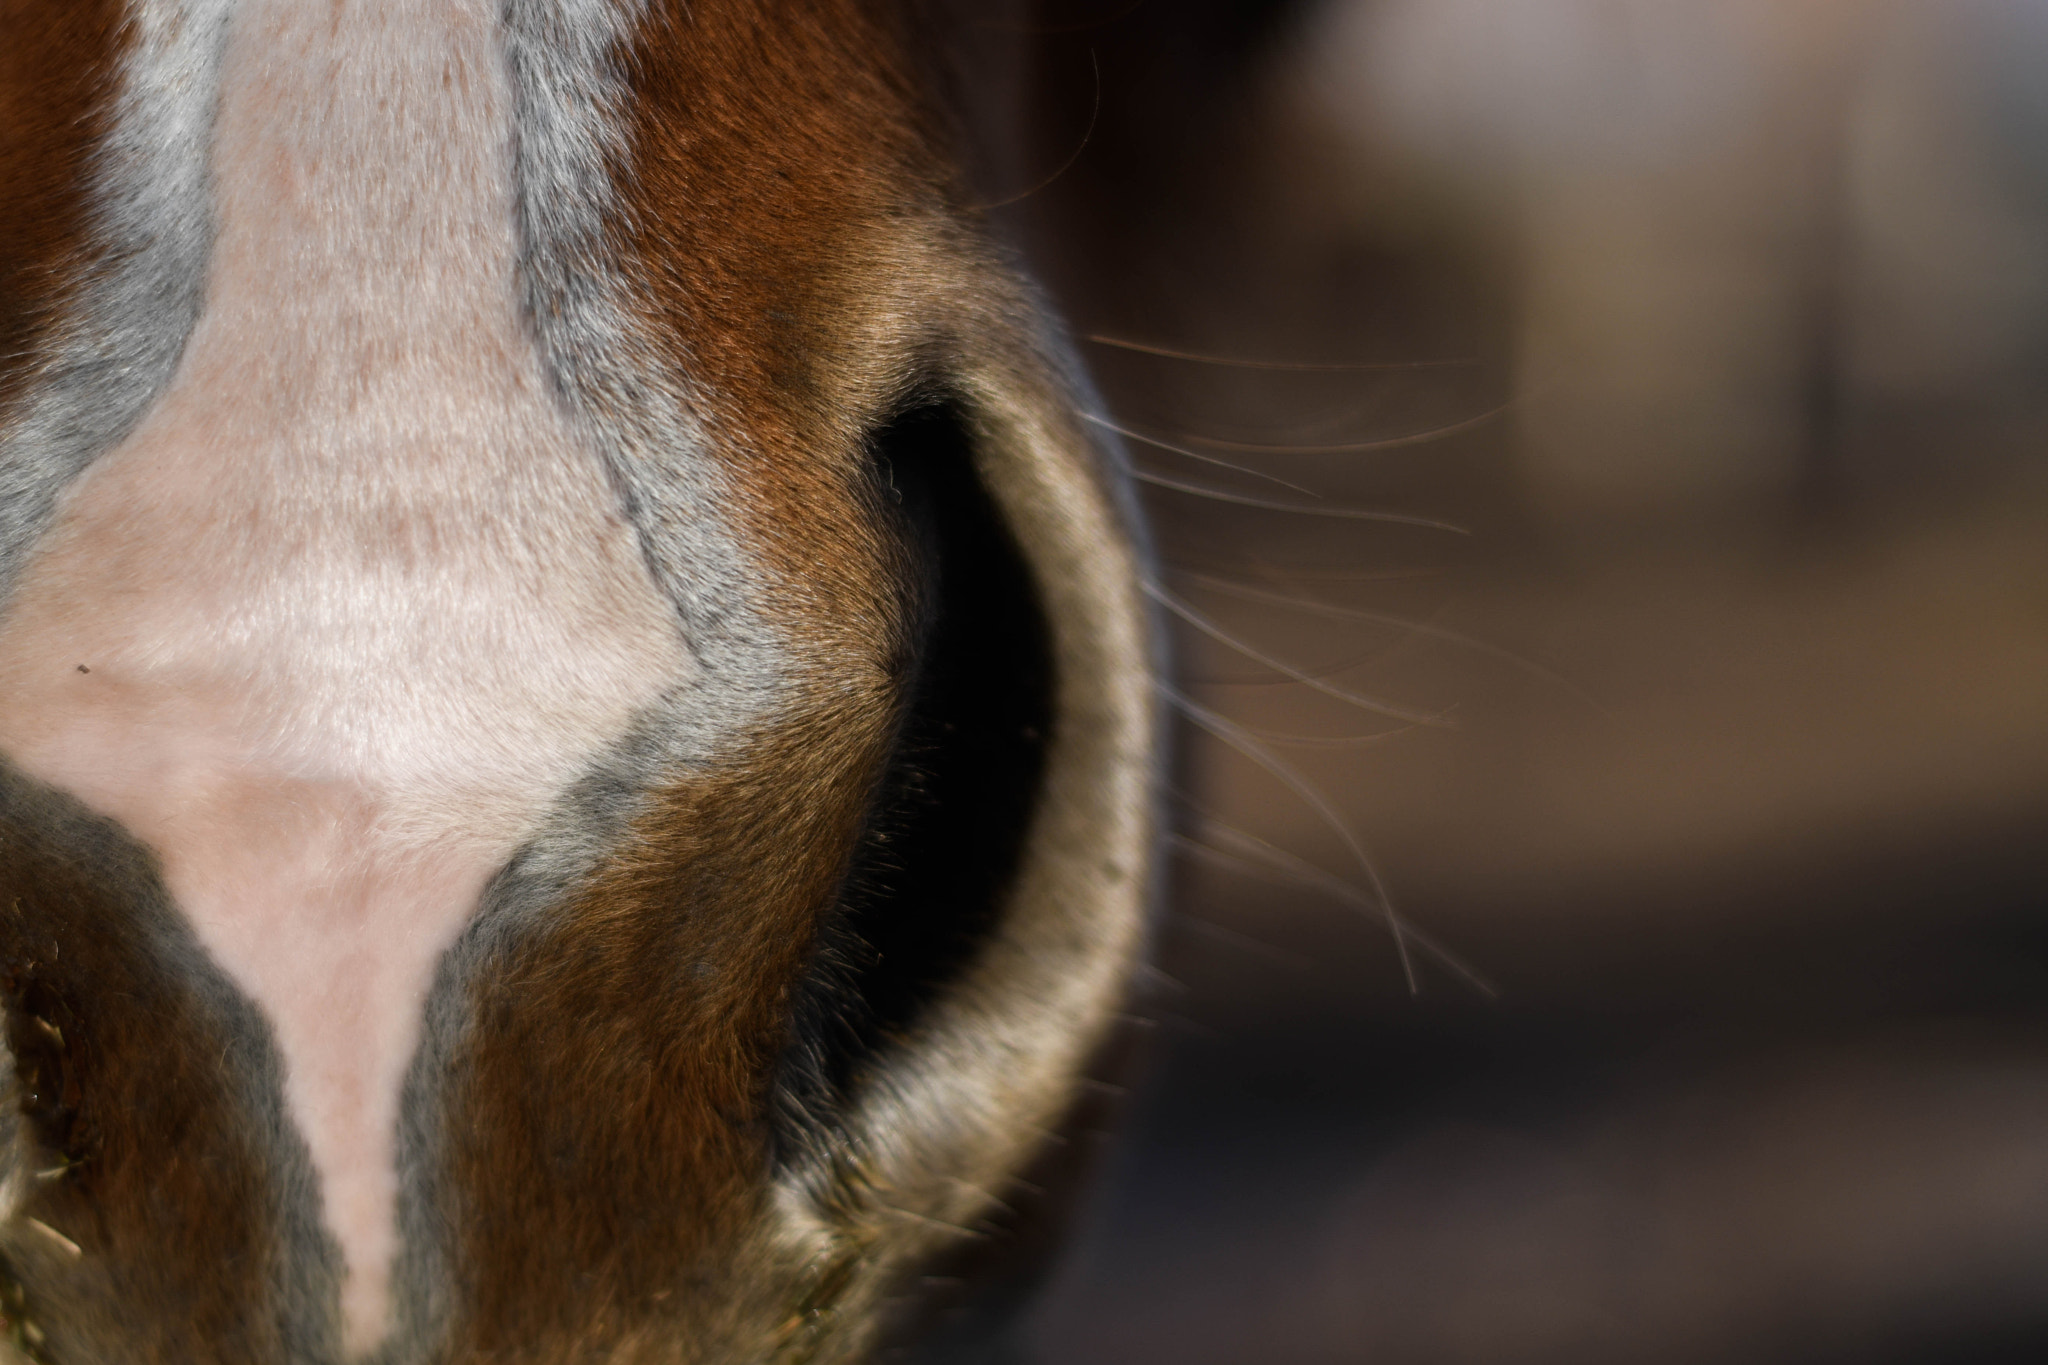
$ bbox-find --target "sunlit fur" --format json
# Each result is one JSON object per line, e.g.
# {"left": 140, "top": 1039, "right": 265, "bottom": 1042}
{"left": 0, "top": 1, "right": 1155, "bottom": 1361}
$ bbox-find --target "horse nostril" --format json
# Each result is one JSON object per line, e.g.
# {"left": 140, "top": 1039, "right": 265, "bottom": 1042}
{"left": 0, "top": 3, "right": 1155, "bottom": 1361}
{"left": 779, "top": 398, "right": 1056, "bottom": 1121}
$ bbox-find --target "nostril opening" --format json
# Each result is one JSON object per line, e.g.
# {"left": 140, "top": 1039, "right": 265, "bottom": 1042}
{"left": 777, "top": 397, "right": 1055, "bottom": 1127}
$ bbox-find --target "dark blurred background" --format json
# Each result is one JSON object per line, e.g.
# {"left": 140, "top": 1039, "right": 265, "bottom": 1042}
{"left": 974, "top": 1, "right": 2048, "bottom": 1359}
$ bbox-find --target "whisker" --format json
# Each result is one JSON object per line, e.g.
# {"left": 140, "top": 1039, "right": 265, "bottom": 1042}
{"left": 973, "top": 49, "right": 1100, "bottom": 211}
{"left": 1176, "top": 823, "right": 1496, "bottom": 998}
{"left": 1162, "top": 685, "right": 1418, "bottom": 992}
{"left": 1180, "top": 572, "right": 1612, "bottom": 714}
{"left": 1121, "top": 403, "right": 1510, "bottom": 455}
{"left": 1134, "top": 472, "right": 1469, "bottom": 532}
{"left": 1160, "top": 558, "right": 1443, "bottom": 586}
{"left": 1148, "top": 583, "right": 1452, "bottom": 727}
{"left": 1080, "top": 411, "right": 1314, "bottom": 494}
{"left": 1082, "top": 334, "right": 1479, "bottom": 372}
{"left": 1164, "top": 901, "right": 1317, "bottom": 971}
{"left": 1132, "top": 965, "right": 1188, "bottom": 999}
{"left": 1176, "top": 638, "right": 1430, "bottom": 688}
{"left": 1179, "top": 642, "right": 1440, "bottom": 692}
{"left": 1221, "top": 723, "right": 1415, "bottom": 749}
{"left": 1179, "top": 654, "right": 1417, "bottom": 687}
{"left": 1182, "top": 668, "right": 1374, "bottom": 689}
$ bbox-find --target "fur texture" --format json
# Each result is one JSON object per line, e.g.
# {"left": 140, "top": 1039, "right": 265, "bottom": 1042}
{"left": 0, "top": 1, "right": 1155, "bottom": 1361}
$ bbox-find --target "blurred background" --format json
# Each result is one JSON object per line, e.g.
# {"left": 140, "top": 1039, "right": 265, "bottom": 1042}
{"left": 966, "top": 0, "right": 2048, "bottom": 1360}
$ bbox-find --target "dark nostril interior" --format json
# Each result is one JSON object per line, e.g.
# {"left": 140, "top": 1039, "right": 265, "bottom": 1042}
{"left": 777, "top": 398, "right": 1056, "bottom": 1129}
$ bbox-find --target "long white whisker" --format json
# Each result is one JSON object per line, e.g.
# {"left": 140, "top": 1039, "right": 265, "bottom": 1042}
{"left": 1162, "top": 685, "right": 1418, "bottom": 992}
{"left": 1133, "top": 472, "right": 1470, "bottom": 532}
{"left": 1126, "top": 403, "right": 1510, "bottom": 455}
{"left": 1173, "top": 825, "right": 1495, "bottom": 997}
{"left": 1168, "top": 904, "right": 1316, "bottom": 971}
{"left": 1148, "top": 583, "right": 1452, "bottom": 728}
{"left": 1080, "top": 412, "right": 1315, "bottom": 494}
{"left": 1081, "top": 334, "right": 1480, "bottom": 372}
{"left": 1175, "top": 636, "right": 1424, "bottom": 689}
{"left": 1174, "top": 560, "right": 1443, "bottom": 585}
{"left": 1180, "top": 572, "right": 1611, "bottom": 714}
{"left": 973, "top": 49, "right": 1100, "bottom": 210}
{"left": 1218, "top": 723, "right": 1416, "bottom": 749}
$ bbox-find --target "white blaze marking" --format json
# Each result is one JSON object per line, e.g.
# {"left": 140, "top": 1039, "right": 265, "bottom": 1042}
{"left": 0, "top": 0, "right": 686, "bottom": 1351}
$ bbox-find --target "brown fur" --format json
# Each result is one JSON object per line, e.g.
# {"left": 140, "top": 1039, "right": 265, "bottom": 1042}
{"left": 439, "top": 722, "right": 906, "bottom": 1359}
{"left": 0, "top": 1, "right": 1156, "bottom": 1359}
{"left": 434, "top": 12, "right": 949, "bottom": 1351}
{"left": 0, "top": 1, "right": 126, "bottom": 411}
{"left": 0, "top": 767, "right": 332, "bottom": 1364}
{"left": 615, "top": 0, "right": 952, "bottom": 619}
{"left": 0, "top": 16, "right": 325, "bottom": 1358}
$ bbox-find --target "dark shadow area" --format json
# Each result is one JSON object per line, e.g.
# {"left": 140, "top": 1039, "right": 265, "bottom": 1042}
{"left": 782, "top": 400, "right": 1056, "bottom": 1117}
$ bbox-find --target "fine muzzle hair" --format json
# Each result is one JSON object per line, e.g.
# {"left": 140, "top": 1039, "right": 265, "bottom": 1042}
{"left": 0, "top": 1, "right": 1157, "bottom": 1362}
